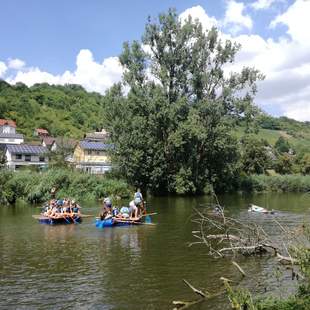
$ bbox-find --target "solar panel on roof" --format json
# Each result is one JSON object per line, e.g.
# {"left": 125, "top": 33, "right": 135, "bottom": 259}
{"left": 6, "top": 144, "right": 47, "bottom": 155}
{"left": 79, "top": 141, "right": 114, "bottom": 151}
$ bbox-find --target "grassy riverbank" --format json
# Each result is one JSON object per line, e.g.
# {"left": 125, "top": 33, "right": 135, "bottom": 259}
{"left": 0, "top": 169, "right": 131, "bottom": 205}
{"left": 240, "top": 174, "right": 310, "bottom": 193}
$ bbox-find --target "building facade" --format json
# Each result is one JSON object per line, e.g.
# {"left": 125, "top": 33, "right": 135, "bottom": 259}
{"left": 0, "top": 119, "right": 24, "bottom": 144}
{"left": 5, "top": 144, "right": 48, "bottom": 170}
{"left": 72, "top": 141, "right": 112, "bottom": 174}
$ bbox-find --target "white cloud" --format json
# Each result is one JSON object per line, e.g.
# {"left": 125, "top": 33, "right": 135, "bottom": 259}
{"left": 251, "top": 0, "right": 280, "bottom": 10}
{"left": 223, "top": 0, "right": 253, "bottom": 34}
{"left": 179, "top": 5, "right": 218, "bottom": 30}
{"left": 4, "top": 1, "right": 310, "bottom": 121}
{"left": 182, "top": 2, "right": 310, "bottom": 121}
{"left": 8, "top": 58, "right": 25, "bottom": 70}
{"left": 0, "top": 61, "right": 7, "bottom": 77}
{"left": 270, "top": 0, "right": 310, "bottom": 42}
{"left": 6, "top": 49, "right": 123, "bottom": 94}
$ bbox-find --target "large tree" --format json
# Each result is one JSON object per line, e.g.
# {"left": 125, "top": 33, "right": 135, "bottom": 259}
{"left": 104, "top": 9, "right": 264, "bottom": 194}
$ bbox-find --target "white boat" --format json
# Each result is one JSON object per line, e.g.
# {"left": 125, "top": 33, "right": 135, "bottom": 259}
{"left": 248, "top": 204, "right": 272, "bottom": 214}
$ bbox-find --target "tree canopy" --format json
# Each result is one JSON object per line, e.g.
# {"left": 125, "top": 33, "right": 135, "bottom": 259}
{"left": 104, "top": 9, "right": 264, "bottom": 194}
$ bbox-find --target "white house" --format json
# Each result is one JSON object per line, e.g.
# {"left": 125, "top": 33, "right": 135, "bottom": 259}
{"left": 0, "top": 119, "right": 24, "bottom": 144}
{"left": 5, "top": 144, "right": 48, "bottom": 170}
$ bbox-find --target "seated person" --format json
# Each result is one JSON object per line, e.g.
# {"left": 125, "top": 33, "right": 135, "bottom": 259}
{"left": 71, "top": 200, "right": 80, "bottom": 214}
{"left": 118, "top": 206, "right": 130, "bottom": 219}
{"left": 100, "top": 197, "right": 112, "bottom": 220}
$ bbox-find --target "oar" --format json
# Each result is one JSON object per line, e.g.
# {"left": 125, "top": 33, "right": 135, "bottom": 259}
{"left": 114, "top": 218, "right": 156, "bottom": 226}
{"left": 141, "top": 212, "right": 157, "bottom": 217}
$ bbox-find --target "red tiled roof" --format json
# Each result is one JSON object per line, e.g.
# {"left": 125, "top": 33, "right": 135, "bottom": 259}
{"left": 0, "top": 119, "right": 16, "bottom": 127}
{"left": 36, "top": 128, "right": 49, "bottom": 134}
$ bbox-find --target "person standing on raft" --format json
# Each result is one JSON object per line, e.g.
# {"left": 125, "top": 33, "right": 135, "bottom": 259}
{"left": 134, "top": 188, "right": 145, "bottom": 215}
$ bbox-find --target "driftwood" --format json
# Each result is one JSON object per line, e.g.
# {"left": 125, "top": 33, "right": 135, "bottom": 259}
{"left": 172, "top": 278, "right": 226, "bottom": 310}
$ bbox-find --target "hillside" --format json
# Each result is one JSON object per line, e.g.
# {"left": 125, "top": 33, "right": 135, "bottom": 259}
{"left": 1, "top": 80, "right": 310, "bottom": 154}
{"left": 0, "top": 80, "right": 106, "bottom": 139}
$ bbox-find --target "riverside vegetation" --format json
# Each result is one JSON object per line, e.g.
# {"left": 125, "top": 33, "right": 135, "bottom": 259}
{"left": 0, "top": 169, "right": 131, "bottom": 205}
{"left": 0, "top": 8, "right": 310, "bottom": 310}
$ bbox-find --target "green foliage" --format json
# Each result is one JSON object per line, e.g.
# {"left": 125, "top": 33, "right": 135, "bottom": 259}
{"left": 0, "top": 169, "right": 131, "bottom": 204}
{"left": 105, "top": 9, "right": 263, "bottom": 194}
{"left": 240, "top": 174, "right": 310, "bottom": 192}
{"left": 240, "top": 135, "right": 271, "bottom": 174}
{"left": 275, "top": 136, "right": 291, "bottom": 154}
{"left": 0, "top": 80, "right": 106, "bottom": 138}
{"left": 0, "top": 148, "right": 6, "bottom": 167}
{"left": 274, "top": 154, "right": 294, "bottom": 174}
{"left": 299, "top": 153, "right": 310, "bottom": 175}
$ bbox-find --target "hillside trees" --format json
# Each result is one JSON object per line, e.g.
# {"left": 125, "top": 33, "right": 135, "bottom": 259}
{"left": 104, "top": 9, "right": 264, "bottom": 194}
{"left": 0, "top": 80, "right": 106, "bottom": 138}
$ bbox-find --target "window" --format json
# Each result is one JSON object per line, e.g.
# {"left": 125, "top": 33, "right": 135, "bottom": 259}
{"left": 15, "top": 154, "right": 22, "bottom": 160}
{"left": 25, "top": 155, "right": 31, "bottom": 162}
{"left": 87, "top": 150, "right": 92, "bottom": 155}
{"left": 96, "top": 151, "right": 100, "bottom": 155}
{"left": 39, "top": 156, "right": 45, "bottom": 162}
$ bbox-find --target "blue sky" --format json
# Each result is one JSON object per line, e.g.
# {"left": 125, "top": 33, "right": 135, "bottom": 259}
{"left": 1, "top": 0, "right": 310, "bottom": 121}
{"left": 1, "top": 0, "right": 223, "bottom": 73}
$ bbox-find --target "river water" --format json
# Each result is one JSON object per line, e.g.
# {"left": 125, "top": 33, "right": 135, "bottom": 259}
{"left": 0, "top": 193, "right": 309, "bottom": 310}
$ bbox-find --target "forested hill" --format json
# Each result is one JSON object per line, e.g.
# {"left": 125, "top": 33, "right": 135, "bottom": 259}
{"left": 1, "top": 79, "right": 310, "bottom": 149}
{"left": 0, "top": 80, "right": 106, "bottom": 139}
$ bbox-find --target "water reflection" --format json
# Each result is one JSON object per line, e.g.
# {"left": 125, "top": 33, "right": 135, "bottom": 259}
{"left": 0, "top": 194, "right": 309, "bottom": 309}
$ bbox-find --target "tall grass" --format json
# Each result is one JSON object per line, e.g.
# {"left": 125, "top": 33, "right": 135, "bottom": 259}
{"left": 240, "top": 174, "right": 310, "bottom": 193}
{"left": 0, "top": 169, "right": 131, "bottom": 205}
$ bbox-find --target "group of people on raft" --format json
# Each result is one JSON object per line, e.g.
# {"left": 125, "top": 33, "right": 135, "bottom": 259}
{"left": 99, "top": 189, "right": 144, "bottom": 221}
{"left": 43, "top": 198, "right": 81, "bottom": 218}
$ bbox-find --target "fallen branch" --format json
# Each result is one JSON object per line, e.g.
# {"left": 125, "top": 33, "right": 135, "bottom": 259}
{"left": 276, "top": 253, "right": 299, "bottom": 265}
{"left": 183, "top": 279, "right": 207, "bottom": 298}
{"left": 232, "top": 261, "right": 246, "bottom": 277}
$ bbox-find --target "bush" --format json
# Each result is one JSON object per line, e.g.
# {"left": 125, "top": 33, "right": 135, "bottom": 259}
{"left": 0, "top": 168, "right": 131, "bottom": 205}
{"left": 240, "top": 175, "right": 310, "bottom": 193}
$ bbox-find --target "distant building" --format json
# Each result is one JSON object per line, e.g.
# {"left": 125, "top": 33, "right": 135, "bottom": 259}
{"left": 50, "top": 137, "right": 77, "bottom": 152}
{"left": 72, "top": 140, "right": 113, "bottom": 174}
{"left": 34, "top": 128, "right": 49, "bottom": 137}
{"left": 41, "top": 136, "right": 56, "bottom": 149}
{"left": 5, "top": 144, "right": 48, "bottom": 170}
{"left": 0, "top": 119, "right": 24, "bottom": 144}
{"left": 84, "top": 129, "right": 110, "bottom": 143}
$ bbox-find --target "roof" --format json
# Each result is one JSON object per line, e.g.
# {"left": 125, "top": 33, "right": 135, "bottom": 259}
{"left": 0, "top": 133, "right": 24, "bottom": 139}
{"left": 79, "top": 141, "right": 113, "bottom": 151}
{"left": 6, "top": 144, "right": 48, "bottom": 155}
{"left": 0, "top": 119, "right": 16, "bottom": 127}
{"left": 85, "top": 129, "right": 110, "bottom": 141}
{"left": 42, "top": 136, "right": 56, "bottom": 146}
{"left": 53, "top": 137, "right": 77, "bottom": 148}
{"left": 36, "top": 128, "right": 49, "bottom": 135}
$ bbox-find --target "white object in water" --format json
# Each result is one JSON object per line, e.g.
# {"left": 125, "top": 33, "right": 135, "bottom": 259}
{"left": 248, "top": 204, "right": 268, "bottom": 213}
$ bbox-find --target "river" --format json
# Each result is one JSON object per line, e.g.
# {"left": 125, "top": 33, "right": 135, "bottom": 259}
{"left": 0, "top": 193, "right": 309, "bottom": 310}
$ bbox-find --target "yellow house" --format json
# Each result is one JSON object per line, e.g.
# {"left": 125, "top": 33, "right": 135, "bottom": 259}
{"left": 73, "top": 141, "right": 112, "bottom": 174}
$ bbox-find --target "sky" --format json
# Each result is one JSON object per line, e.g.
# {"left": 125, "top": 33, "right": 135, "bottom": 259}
{"left": 1, "top": 0, "right": 310, "bottom": 121}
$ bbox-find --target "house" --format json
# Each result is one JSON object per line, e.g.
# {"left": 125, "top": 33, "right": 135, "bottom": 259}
{"left": 84, "top": 129, "right": 110, "bottom": 142}
{"left": 34, "top": 128, "right": 49, "bottom": 137}
{"left": 0, "top": 119, "right": 24, "bottom": 144}
{"left": 72, "top": 140, "right": 113, "bottom": 174}
{"left": 5, "top": 144, "right": 48, "bottom": 170}
{"left": 41, "top": 136, "right": 56, "bottom": 149}
{"left": 50, "top": 137, "right": 77, "bottom": 152}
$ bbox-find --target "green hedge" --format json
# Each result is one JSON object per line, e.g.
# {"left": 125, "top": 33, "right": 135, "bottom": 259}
{"left": 0, "top": 169, "right": 131, "bottom": 205}
{"left": 240, "top": 174, "right": 310, "bottom": 193}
